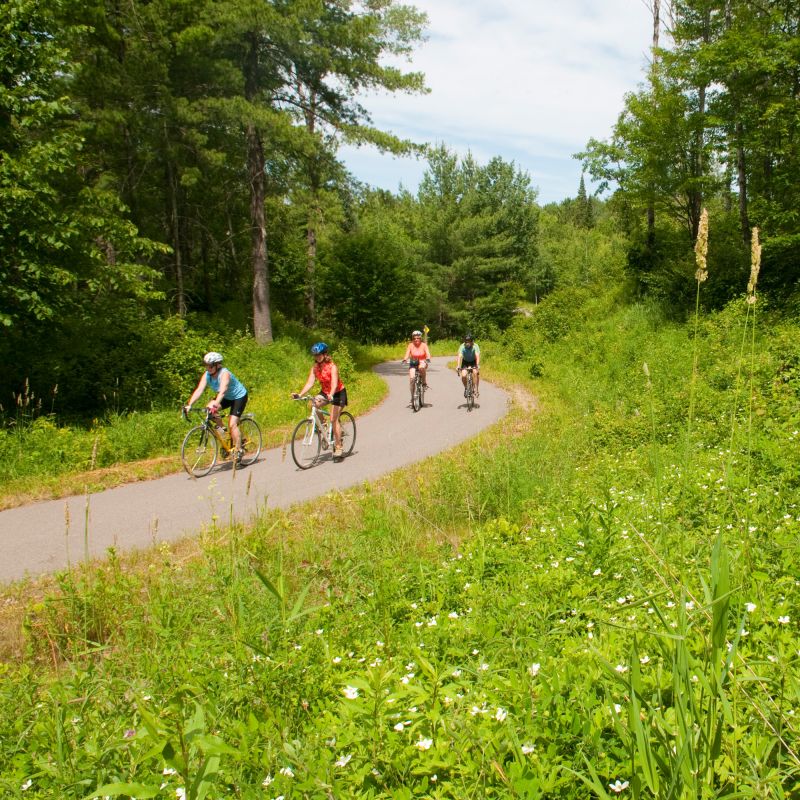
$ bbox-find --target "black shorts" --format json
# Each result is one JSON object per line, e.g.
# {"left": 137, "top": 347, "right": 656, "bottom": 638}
{"left": 317, "top": 388, "right": 348, "bottom": 408}
{"left": 460, "top": 362, "right": 477, "bottom": 371}
{"left": 221, "top": 394, "right": 248, "bottom": 417}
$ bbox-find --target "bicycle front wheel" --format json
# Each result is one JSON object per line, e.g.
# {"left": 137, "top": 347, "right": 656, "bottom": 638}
{"left": 338, "top": 411, "right": 356, "bottom": 457}
{"left": 181, "top": 426, "right": 218, "bottom": 477}
{"left": 412, "top": 378, "right": 422, "bottom": 412}
{"left": 466, "top": 374, "right": 474, "bottom": 411}
{"left": 238, "top": 417, "right": 262, "bottom": 466}
{"left": 291, "top": 419, "right": 321, "bottom": 469}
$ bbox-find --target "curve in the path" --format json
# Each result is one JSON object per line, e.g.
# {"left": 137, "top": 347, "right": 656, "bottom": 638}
{"left": 0, "top": 357, "right": 508, "bottom": 583}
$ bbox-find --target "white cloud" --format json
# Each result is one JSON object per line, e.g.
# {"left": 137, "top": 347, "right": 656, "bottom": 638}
{"left": 340, "top": 0, "right": 655, "bottom": 203}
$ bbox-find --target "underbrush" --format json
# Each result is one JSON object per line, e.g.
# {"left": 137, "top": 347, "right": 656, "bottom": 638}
{"left": 1, "top": 281, "right": 799, "bottom": 796}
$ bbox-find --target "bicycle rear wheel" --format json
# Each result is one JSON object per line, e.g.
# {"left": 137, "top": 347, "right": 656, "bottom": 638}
{"left": 181, "top": 426, "right": 218, "bottom": 477}
{"left": 238, "top": 417, "right": 262, "bottom": 466}
{"left": 338, "top": 411, "right": 356, "bottom": 457}
{"left": 466, "top": 373, "right": 474, "bottom": 411}
{"left": 291, "top": 419, "right": 321, "bottom": 469}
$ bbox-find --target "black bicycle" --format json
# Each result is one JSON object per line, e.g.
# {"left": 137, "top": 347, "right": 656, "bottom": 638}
{"left": 405, "top": 359, "right": 429, "bottom": 412}
{"left": 463, "top": 365, "right": 476, "bottom": 411}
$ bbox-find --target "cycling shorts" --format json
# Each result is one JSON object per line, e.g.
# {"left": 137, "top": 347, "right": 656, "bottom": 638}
{"left": 316, "top": 388, "right": 348, "bottom": 408}
{"left": 221, "top": 394, "right": 248, "bottom": 417}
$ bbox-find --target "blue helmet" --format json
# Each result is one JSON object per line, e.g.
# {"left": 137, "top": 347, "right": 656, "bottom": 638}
{"left": 310, "top": 342, "right": 328, "bottom": 355}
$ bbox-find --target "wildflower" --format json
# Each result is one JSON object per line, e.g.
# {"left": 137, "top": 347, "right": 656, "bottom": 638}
{"left": 528, "top": 662, "right": 541, "bottom": 677}
{"left": 343, "top": 686, "right": 359, "bottom": 699}
{"left": 452, "top": 668, "right": 462, "bottom": 677}
{"left": 279, "top": 766, "right": 294, "bottom": 778}
{"left": 609, "top": 779, "right": 630, "bottom": 793}
{"left": 593, "top": 568, "right": 602, "bottom": 576}
{"left": 124, "top": 729, "right": 136, "bottom": 738}
{"left": 495, "top": 707, "right": 508, "bottom": 722}
{"left": 615, "top": 664, "right": 628, "bottom": 674}
{"left": 639, "top": 655, "right": 650, "bottom": 665}
{"left": 479, "top": 662, "right": 489, "bottom": 671}
{"left": 262, "top": 775, "right": 274, "bottom": 787}
{"left": 163, "top": 767, "right": 177, "bottom": 776}
{"left": 613, "top": 703, "right": 623, "bottom": 714}
{"left": 394, "top": 722, "right": 405, "bottom": 732}
{"left": 334, "top": 753, "right": 353, "bottom": 768}
{"left": 448, "top": 611, "right": 459, "bottom": 619}
{"left": 694, "top": 208, "right": 709, "bottom": 282}
{"left": 746, "top": 602, "right": 757, "bottom": 613}
{"left": 778, "top": 616, "right": 791, "bottom": 625}
{"left": 416, "top": 737, "right": 433, "bottom": 750}
{"left": 332, "top": 656, "right": 342, "bottom": 664}
{"left": 176, "top": 789, "right": 186, "bottom": 800}
{"left": 521, "top": 743, "right": 535, "bottom": 754}
{"left": 427, "top": 616, "right": 437, "bottom": 627}
{"left": 21, "top": 780, "right": 33, "bottom": 791}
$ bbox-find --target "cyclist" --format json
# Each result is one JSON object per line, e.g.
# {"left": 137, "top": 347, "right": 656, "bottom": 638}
{"left": 456, "top": 333, "right": 481, "bottom": 397}
{"left": 292, "top": 342, "right": 348, "bottom": 461}
{"left": 402, "top": 329, "right": 431, "bottom": 404}
{"left": 184, "top": 352, "right": 249, "bottom": 461}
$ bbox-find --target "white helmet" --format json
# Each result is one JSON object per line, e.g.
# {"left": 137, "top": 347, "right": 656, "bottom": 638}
{"left": 412, "top": 330, "right": 423, "bottom": 337}
{"left": 203, "top": 351, "right": 223, "bottom": 366}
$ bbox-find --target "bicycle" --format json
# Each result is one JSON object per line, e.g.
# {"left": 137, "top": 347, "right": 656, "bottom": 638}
{"left": 290, "top": 397, "right": 356, "bottom": 469}
{"left": 404, "top": 359, "right": 428, "bottom": 412}
{"left": 461, "top": 365, "right": 477, "bottom": 411}
{"left": 181, "top": 408, "right": 262, "bottom": 477}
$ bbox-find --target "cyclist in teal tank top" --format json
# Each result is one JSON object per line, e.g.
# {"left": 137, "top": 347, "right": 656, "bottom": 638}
{"left": 184, "top": 352, "right": 249, "bottom": 461}
{"left": 455, "top": 333, "right": 481, "bottom": 397}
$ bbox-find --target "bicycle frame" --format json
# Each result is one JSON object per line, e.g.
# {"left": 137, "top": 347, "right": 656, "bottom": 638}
{"left": 294, "top": 397, "right": 333, "bottom": 445}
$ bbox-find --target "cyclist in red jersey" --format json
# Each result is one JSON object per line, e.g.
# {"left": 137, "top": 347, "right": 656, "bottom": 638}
{"left": 292, "top": 342, "right": 348, "bottom": 460}
{"left": 402, "top": 329, "right": 431, "bottom": 404}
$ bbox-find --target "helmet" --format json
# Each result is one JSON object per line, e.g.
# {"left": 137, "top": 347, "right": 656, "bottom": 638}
{"left": 464, "top": 332, "right": 474, "bottom": 342}
{"left": 411, "top": 330, "right": 423, "bottom": 337}
{"left": 203, "top": 351, "right": 224, "bottom": 366}
{"left": 310, "top": 342, "right": 328, "bottom": 355}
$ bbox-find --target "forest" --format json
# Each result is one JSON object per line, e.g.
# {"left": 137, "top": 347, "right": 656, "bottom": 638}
{"left": 3, "top": 0, "right": 798, "bottom": 422}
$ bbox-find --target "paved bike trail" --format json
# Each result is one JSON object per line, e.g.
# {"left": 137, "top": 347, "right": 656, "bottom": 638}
{"left": 0, "top": 357, "right": 508, "bottom": 583}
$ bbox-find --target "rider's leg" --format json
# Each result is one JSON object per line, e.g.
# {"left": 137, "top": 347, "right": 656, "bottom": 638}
{"left": 408, "top": 368, "right": 416, "bottom": 400}
{"left": 330, "top": 404, "right": 342, "bottom": 448}
{"left": 229, "top": 413, "right": 242, "bottom": 450}
{"left": 419, "top": 364, "right": 428, "bottom": 387}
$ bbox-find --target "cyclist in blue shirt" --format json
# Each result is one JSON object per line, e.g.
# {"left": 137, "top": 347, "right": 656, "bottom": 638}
{"left": 455, "top": 333, "right": 481, "bottom": 397}
{"left": 184, "top": 352, "right": 248, "bottom": 460}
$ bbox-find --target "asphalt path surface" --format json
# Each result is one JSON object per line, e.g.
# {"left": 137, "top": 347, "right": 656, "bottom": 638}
{"left": 0, "top": 357, "right": 508, "bottom": 584}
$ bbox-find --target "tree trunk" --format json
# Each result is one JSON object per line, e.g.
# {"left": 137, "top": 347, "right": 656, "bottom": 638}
{"left": 247, "top": 122, "right": 273, "bottom": 344}
{"left": 165, "top": 142, "right": 186, "bottom": 317}
{"left": 736, "top": 124, "right": 750, "bottom": 245}
{"left": 647, "top": 0, "right": 660, "bottom": 249}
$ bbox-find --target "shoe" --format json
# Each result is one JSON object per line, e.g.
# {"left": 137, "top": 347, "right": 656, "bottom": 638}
{"left": 333, "top": 444, "right": 343, "bottom": 460}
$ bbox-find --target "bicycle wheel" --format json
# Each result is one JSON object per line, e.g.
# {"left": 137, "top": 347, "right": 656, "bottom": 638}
{"left": 466, "top": 373, "right": 474, "bottom": 412}
{"left": 338, "top": 411, "right": 356, "bottom": 457}
{"left": 291, "top": 419, "right": 321, "bottom": 469}
{"left": 181, "top": 426, "right": 218, "bottom": 477}
{"left": 412, "top": 376, "right": 422, "bottom": 412}
{"left": 238, "top": 417, "right": 262, "bottom": 466}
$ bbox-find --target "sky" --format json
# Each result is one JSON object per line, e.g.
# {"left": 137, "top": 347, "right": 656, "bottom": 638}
{"left": 339, "top": 0, "right": 655, "bottom": 205}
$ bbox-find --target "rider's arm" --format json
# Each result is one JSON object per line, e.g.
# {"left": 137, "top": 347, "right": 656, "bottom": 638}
{"left": 186, "top": 374, "right": 208, "bottom": 409}
{"left": 295, "top": 365, "right": 316, "bottom": 397}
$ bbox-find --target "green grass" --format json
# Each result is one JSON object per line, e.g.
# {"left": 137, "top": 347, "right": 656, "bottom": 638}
{"left": 1, "top": 288, "right": 799, "bottom": 798}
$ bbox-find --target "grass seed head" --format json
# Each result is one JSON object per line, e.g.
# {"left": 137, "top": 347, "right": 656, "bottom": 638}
{"left": 694, "top": 208, "right": 709, "bottom": 283}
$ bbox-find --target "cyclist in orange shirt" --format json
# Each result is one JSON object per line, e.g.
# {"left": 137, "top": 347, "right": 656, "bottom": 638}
{"left": 292, "top": 342, "right": 348, "bottom": 460}
{"left": 402, "top": 329, "right": 431, "bottom": 404}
